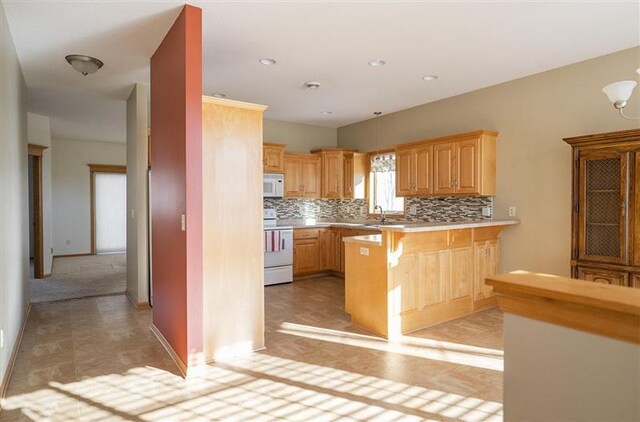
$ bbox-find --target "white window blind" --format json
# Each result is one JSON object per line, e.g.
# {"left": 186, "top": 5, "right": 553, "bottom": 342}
{"left": 369, "top": 153, "right": 404, "bottom": 214}
{"left": 95, "top": 172, "right": 126, "bottom": 253}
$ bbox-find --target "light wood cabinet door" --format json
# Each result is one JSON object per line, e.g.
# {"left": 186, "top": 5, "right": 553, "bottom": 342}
{"left": 263, "top": 145, "right": 285, "bottom": 173}
{"left": 474, "top": 239, "right": 499, "bottom": 301}
{"left": 293, "top": 239, "right": 319, "bottom": 275}
{"left": 434, "top": 142, "right": 456, "bottom": 195}
{"left": 283, "top": 156, "right": 302, "bottom": 197}
{"left": 343, "top": 155, "right": 354, "bottom": 198}
{"left": 577, "top": 266, "right": 629, "bottom": 287}
{"left": 450, "top": 246, "right": 473, "bottom": 300}
{"left": 396, "top": 149, "right": 414, "bottom": 196}
{"left": 415, "top": 145, "right": 433, "bottom": 195}
{"left": 456, "top": 138, "right": 480, "bottom": 194}
{"left": 323, "top": 152, "right": 343, "bottom": 198}
{"left": 632, "top": 274, "right": 640, "bottom": 288}
{"left": 332, "top": 228, "right": 342, "bottom": 272}
{"left": 319, "top": 229, "right": 334, "bottom": 270}
{"left": 302, "top": 156, "right": 321, "bottom": 198}
{"left": 421, "top": 250, "right": 449, "bottom": 307}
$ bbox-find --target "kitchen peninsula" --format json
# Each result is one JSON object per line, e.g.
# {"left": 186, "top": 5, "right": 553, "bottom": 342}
{"left": 344, "top": 219, "right": 518, "bottom": 338}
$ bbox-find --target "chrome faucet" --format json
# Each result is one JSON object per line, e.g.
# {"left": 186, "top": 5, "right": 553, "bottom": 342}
{"left": 373, "top": 205, "right": 387, "bottom": 225}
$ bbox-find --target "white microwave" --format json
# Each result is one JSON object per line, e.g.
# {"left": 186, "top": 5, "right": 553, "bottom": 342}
{"left": 263, "top": 173, "right": 284, "bottom": 198}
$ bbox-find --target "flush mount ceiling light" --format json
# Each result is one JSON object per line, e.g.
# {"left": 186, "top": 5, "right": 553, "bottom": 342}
{"left": 212, "top": 93, "right": 227, "bottom": 98}
{"left": 259, "top": 58, "right": 277, "bottom": 66}
{"left": 321, "top": 111, "right": 332, "bottom": 115}
{"left": 422, "top": 74, "right": 438, "bottom": 81}
{"left": 304, "top": 81, "right": 321, "bottom": 90}
{"left": 65, "top": 54, "right": 104, "bottom": 76}
{"left": 368, "top": 59, "right": 386, "bottom": 67}
{"left": 602, "top": 68, "right": 640, "bottom": 120}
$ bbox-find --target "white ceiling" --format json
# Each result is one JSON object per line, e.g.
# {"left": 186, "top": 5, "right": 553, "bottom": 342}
{"left": 3, "top": 1, "right": 639, "bottom": 143}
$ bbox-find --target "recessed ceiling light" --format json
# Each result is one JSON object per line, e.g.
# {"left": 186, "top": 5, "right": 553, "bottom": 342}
{"left": 368, "top": 59, "right": 386, "bottom": 67}
{"left": 321, "top": 111, "right": 332, "bottom": 115}
{"left": 212, "top": 93, "right": 226, "bottom": 98}
{"left": 304, "top": 81, "right": 321, "bottom": 90}
{"left": 422, "top": 74, "right": 438, "bottom": 81}
{"left": 259, "top": 58, "right": 277, "bottom": 66}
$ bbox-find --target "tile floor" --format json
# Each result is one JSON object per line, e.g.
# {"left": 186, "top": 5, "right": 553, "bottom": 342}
{"left": 1, "top": 277, "right": 504, "bottom": 421}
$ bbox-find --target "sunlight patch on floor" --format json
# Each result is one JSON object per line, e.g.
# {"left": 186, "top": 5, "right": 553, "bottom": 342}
{"left": 2, "top": 353, "right": 502, "bottom": 421}
{"left": 279, "top": 322, "right": 504, "bottom": 371}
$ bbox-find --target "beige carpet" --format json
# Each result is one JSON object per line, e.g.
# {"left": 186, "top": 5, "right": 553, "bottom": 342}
{"left": 30, "top": 254, "right": 126, "bottom": 303}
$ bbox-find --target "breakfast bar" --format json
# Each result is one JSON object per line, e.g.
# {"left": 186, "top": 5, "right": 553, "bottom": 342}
{"left": 343, "top": 219, "right": 518, "bottom": 338}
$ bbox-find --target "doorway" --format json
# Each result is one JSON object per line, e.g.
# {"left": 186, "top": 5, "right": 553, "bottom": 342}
{"left": 28, "top": 144, "right": 46, "bottom": 279}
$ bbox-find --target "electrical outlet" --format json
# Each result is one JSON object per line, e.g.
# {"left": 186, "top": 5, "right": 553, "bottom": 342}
{"left": 482, "top": 206, "right": 493, "bottom": 218}
{"left": 131, "top": 209, "right": 135, "bottom": 219}
{"left": 360, "top": 247, "right": 369, "bottom": 256}
{"left": 1, "top": 329, "right": 4, "bottom": 349}
{"left": 181, "top": 214, "right": 186, "bottom": 231}
{"left": 409, "top": 204, "right": 417, "bottom": 214}
{"left": 508, "top": 206, "right": 517, "bottom": 217}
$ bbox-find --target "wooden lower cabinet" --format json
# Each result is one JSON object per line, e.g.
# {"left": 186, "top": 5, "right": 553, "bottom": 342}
{"left": 293, "top": 239, "right": 319, "bottom": 275}
{"left": 294, "top": 227, "right": 380, "bottom": 277}
{"left": 633, "top": 274, "right": 640, "bottom": 288}
{"left": 473, "top": 239, "right": 500, "bottom": 303}
{"left": 577, "top": 266, "right": 629, "bottom": 287}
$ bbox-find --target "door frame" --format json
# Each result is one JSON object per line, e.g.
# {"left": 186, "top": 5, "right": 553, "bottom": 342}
{"left": 88, "top": 164, "right": 127, "bottom": 254}
{"left": 28, "top": 144, "right": 47, "bottom": 279}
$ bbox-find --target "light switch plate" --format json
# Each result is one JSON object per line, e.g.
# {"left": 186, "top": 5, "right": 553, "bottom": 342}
{"left": 360, "top": 247, "right": 369, "bottom": 256}
{"left": 181, "top": 214, "right": 186, "bottom": 231}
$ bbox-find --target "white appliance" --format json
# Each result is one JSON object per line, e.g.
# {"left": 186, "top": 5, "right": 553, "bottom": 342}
{"left": 263, "top": 208, "right": 293, "bottom": 286}
{"left": 263, "top": 174, "right": 284, "bottom": 198}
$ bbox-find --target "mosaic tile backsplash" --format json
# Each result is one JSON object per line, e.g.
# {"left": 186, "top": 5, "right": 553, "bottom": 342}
{"left": 263, "top": 196, "right": 492, "bottom": 222}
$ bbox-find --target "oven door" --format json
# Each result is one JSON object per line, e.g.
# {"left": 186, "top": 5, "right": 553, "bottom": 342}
{"left": 264, "top": 229, "right": 293, "bottom": 267}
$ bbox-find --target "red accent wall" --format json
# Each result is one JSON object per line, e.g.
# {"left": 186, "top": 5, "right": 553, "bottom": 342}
{"left": 150, "top": 4, "right": 202, "bottom": 366}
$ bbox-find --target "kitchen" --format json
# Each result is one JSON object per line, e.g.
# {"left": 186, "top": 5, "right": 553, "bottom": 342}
{"left": 262, "top": 130, "right": 519, "bottom": 335}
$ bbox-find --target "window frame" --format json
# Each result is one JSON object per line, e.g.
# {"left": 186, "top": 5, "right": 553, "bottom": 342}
{"left": 366, "top": 150, "right": 405, "bottom": 217}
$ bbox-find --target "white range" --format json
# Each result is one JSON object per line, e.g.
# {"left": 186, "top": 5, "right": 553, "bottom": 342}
{"left": 263, "top": 208, "right": 293, "bottom": 286}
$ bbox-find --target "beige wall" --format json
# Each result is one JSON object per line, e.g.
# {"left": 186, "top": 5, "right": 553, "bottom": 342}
{"left": 503, "top": 314, "right": 639, "bottom": 421}
{"left": 264, "top": 119, "right": 337, "bottom": 152}
{"left": 126, "top": 84, "right": 149, "bottom": 306}
{"left": 338, "top": 47, "right": 640, "bottom": 277}
{"left": 0, "top": 1, "right": 29, "bottom": 389}
{"left": 27, "top": 112, "right": 53, "bottom": 275}
{"left": 52, "top": 138, "right": 126, "bottom": 255}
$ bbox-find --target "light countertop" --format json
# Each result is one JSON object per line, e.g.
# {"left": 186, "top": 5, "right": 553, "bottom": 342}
{"left": 280, "top": 218, "right": 519, "bottom": 233}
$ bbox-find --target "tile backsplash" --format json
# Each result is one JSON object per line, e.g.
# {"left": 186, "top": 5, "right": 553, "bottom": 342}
{"left": 264, "top": 196, "right": 492, "bottom": 222}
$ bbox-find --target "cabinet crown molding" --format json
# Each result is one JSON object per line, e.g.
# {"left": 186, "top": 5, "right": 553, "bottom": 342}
{"left": 563, "top": 128, "right": 640, "bottom": 147}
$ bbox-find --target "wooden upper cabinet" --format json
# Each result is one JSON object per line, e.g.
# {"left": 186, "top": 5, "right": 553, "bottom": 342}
{"left": 456, "top": 138, "right": 480, "bottom": 194}
{"left": 283, "top": 154, "right": 302, "bottom": 197}
{"left": 414, "top": 146, "right": 433, "bottom": 195}
{"left": 323, "top": 152, "right": 343, "bottom": 198}
{"left": 263, "top": 143, "right": 286, "bottom": 173}
{"left": 433, "top": 142, "right": 456, "bottom": 195}
{"left": 396, "top": 131, "right": 496, "bottom": 197}
{"left": 343, "top": 152, "right": 367, "bottom": 199}
{"left": 302, "top": 155, "right": 321, "bottom": 198}
{"left": 395, "top": 145, "right": 433, "bottom": 197}
{"left": 396, "top": 149, "right": 414, "bottom": 196}
{"left": 284, "top": 153, "right": 320, "bottom": 198}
